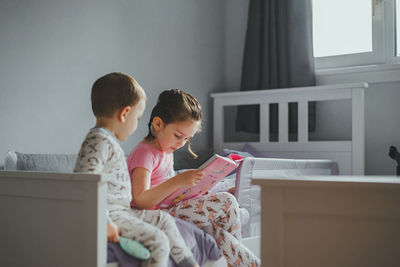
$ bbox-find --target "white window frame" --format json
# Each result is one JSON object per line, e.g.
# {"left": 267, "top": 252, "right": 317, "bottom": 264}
{"left": 315, "top": 0, "right": 399, "bottom": 70}
{"left": 385, "top": 0, "right": 399, "bottom": 63}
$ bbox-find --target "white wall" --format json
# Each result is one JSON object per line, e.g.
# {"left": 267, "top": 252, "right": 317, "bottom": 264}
{"left": 0, "top": 0, "right": 225, "bottom": 163}
{"left": 224, "top": 0, "right": 400, "bottom": 175}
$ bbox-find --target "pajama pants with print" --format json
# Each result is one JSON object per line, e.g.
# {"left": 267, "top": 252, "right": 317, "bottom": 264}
{"left": 167, "top": 192, "right": 260, "bottom": 267}
{"left": 109, "top": 208, "right": 197, "bottom": 267}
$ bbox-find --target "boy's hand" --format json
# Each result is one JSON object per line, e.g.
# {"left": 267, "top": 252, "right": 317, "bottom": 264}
{"left": 107, "top": 222, "right": 120, "bottom": 243}
{"left": 177, "top": 169, "right": 203, "bottom": 188}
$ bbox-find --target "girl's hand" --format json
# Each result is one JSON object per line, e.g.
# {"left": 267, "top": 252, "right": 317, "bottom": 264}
{"left": 107, "top": 222, "right": 120, "bottom": 243}
{"left": 177, "top": 169, "right": 203, "bottom": 188}
{"left": 227, "top": 186, "right": 236, "bottom": 195}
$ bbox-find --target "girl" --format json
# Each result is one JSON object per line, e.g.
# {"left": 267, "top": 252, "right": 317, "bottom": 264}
{"left": 127, "top": 89, "right": 260, "bottom": 267}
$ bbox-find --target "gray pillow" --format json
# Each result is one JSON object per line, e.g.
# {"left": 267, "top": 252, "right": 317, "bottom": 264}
{"left": 4, "top": 151, "right": 77, "bottom": 172}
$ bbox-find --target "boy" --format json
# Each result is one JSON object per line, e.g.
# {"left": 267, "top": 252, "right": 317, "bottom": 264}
{"left": 74, "top": 72, "right": 199, "bottom": 267}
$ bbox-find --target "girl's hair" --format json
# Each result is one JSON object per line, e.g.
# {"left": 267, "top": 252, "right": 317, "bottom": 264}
{"left": 146, "top": 89, "right": 202, "bottom": 157}
{"left": 91, "top": 72, "right": 146, "bottom": 118}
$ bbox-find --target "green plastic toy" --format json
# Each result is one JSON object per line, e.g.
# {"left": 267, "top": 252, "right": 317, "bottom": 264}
{"left": 119, "top": 236, "right": 151, "bottom": 260}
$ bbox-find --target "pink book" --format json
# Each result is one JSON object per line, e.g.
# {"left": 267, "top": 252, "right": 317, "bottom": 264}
{"left": 156, "top": 154, "right": 242, "bottom": 209}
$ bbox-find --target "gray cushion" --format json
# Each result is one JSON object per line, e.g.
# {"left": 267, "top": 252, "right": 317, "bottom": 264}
{"left": 4, "top": 151, "right": 77, "bottom": 172}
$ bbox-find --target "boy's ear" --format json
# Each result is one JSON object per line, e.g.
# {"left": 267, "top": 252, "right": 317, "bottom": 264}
{"left": 152, "top": 116, "right": 164, "bottom": 131}
{"left": 119, "top": 106, "right": 131, "bottom": 123}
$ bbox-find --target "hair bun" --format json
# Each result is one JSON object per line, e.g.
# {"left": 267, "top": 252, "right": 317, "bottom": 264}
{"left": 158, "top": 89, "right": 181, "bottom": 104}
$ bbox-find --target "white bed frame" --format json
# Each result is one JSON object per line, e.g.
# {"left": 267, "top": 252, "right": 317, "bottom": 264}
{"left": 211, "top": 82, "right": 367, "bottom": 175}
{"left": 210, "top": 82, "right": 367, "bottom": 263}
{"left": 0, "top": 171, "right": 228, "bottom": 267}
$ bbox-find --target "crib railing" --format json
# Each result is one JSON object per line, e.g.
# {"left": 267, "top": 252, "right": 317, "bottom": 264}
{"left": 211, "top": 83, "right": 366, "bottom": 175}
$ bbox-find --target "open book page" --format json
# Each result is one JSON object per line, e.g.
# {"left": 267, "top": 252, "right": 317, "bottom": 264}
{"left": 156, "top": 154, "right": 239, "bottom": 209}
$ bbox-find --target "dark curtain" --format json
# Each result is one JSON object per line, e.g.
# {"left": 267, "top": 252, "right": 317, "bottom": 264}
{"left": 236, "top": 0, "right": 316, "bottom": 136}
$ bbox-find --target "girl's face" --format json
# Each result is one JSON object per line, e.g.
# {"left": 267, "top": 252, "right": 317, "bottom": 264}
{"left": 153, "top": 118, "right": 201, "bottom": 153}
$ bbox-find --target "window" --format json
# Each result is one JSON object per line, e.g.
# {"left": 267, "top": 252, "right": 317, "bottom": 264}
{"left": 312, "top": 0, "right": 398, "bottom": 69}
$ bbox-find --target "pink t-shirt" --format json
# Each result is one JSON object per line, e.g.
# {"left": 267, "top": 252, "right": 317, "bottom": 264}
{"left": 127, "top": 142, "right": 175, "bottom": 208}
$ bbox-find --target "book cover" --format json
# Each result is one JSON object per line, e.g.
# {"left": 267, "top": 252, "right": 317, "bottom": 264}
{"left": 156, "top": 154, "right": 240, "bottom": 209}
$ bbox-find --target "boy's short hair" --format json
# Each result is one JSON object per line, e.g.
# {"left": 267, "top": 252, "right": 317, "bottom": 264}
{"left": 91, "top": 72, "right": 146, "bottom": 118}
